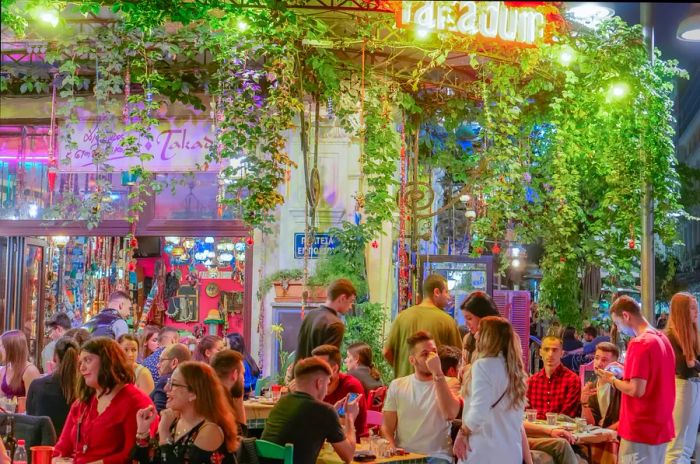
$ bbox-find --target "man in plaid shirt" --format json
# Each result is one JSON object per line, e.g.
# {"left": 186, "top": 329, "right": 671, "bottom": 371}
{"left": 528, "top": 336, "right": 582, "bottom": 419}
{"left": 525, "top": 336, "right": 583, "bottom": 464}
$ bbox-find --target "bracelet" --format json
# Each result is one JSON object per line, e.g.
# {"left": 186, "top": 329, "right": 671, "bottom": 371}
{"left": 433, "top": 375, "right": 446, "bottom": 382}
{"left": 135, "top": 435, "right": 150, "bottom": 447}
{"left": 136, "top": 431, "right": 149, "bottom": 440}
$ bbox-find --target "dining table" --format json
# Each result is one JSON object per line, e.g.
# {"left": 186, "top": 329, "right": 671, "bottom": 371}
{"left": 243, "top": 398, "right": 276, "bottom": 429}
{"left": 317, "top": 441, "right": 428, "bottom": 464}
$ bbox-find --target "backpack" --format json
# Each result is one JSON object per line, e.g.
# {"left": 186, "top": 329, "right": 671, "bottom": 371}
{"left": 82, "top": 309, "right": 121, "bottom": 338}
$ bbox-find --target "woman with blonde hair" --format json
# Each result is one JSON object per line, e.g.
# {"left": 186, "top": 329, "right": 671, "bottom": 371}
{"left": 0, "top": 330, "right": 41, "bottom": 407}
{"left": 454, "top": 316, "right": 528, "bottom": 463}
{"left": 134, "top": 361, "right": 239, "bottom": 463}
{"left": 665, "top": 292, "right": 700, "bottom": 463}
{"left": 118, "top": 333, "right": 155, "bottom": 395}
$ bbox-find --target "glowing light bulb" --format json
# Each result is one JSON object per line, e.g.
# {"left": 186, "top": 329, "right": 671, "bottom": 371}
{"left": 512, "top": 259, "right": 521, "bottom": 268}
{"left": 559, "top": 50, "right": 574, "bottom": 66}
{"left": 610, "top": 83, "right": 628, "bottom": 98}
{"left": 416, "top": 28, "right": 430, "bottom": 39}
{"left": 238, "top": 20, "right": 249, "bottom": 32}
{"left": 37, "top": 8, "right": 60, "bottom": 27}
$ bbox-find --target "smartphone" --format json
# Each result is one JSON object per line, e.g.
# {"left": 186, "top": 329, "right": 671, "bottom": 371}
{"left": 337, "top": 393, "right": 360, "bottom": 417}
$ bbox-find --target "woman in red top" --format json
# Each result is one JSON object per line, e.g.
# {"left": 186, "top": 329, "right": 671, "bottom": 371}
{"left": 53, "top": 337, "right": 155, "bottom": 464}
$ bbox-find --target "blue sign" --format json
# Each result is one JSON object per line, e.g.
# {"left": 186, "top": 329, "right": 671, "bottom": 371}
{"left": 294, "top": 233, "right": 336, "bottom": 259}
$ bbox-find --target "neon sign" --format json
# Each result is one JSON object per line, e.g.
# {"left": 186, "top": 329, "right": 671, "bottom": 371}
{"left": 397, "top": 1, "right": 552, "bottom": 45}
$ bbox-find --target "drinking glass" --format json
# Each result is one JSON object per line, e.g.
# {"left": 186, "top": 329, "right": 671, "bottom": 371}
{"left": 526, "top": 409, "right": 538, "bottom": 422}
{"left": 546, "top": 412, "right": 557, "bottom": 426}
{"left": 575, "top": 418, "right": 588, "bottom": 433}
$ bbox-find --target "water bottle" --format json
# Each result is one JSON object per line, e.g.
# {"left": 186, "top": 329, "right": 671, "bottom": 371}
{"left": 13, "top": 439, "right": 27, "bottom": 464}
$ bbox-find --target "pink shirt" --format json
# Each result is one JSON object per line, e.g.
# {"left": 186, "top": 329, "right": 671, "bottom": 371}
{"left": 618, "top": 329, "right": 676, "bottom": 445}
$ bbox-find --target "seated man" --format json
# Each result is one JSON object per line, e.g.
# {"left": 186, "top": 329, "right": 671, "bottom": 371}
{"left": 526, "top": 336, "right": 583, "bottom": 464}
{"left": 382, "top": 331, "right": 459, "bottom": 464}
{"left": 211, "top": 349, "right": 248, "bottom": 437}
{"left": 437, "top": 344, "right": 462, "bottom": 397}
{"left": 312, "top": 344, "right": 368, "bottom": 440}
{"left": 150, "top": 343, "right": 190, "bottom": 412}
{"left": 261, "top": 357, "right": 359, "bottom": 464}
{"left": 582, "top": 342, "right": 622, "bottom": 429}
{"left": 582, "top": 326, "right": 611, "bottom": 356}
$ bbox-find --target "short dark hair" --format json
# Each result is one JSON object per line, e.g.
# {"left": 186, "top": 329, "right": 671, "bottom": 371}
{"left": 311, "top": 344, "right": 341, "bottom": 367}
{"left": 64, "top": 327, "right": 91, "bottom": 346}
{"left": 407, "top": 331, "right": 433, "bottom": 350}
{"left": 108, "top": 290, "right": 131, "bottom": 302}
{"left": 327, "top": 279, "right": 357, "bottom": 301}
{"left": 47, "top": 312, "right": 72, "bottom": 330}
{"left": 211, "top": 349, "right": 244, "bottom": 379}
{"left": 562, "top": 326, "right": 577, "bottom": 340}
{"left": 422, "top": 274, "right": 446, "bottom": 299}
{"left": 438, "top": 345, "right": 461, "bottom": 374}
{"left": 294, "top": 357, "right": 333, "bottom": 379}
{"left": 158, "top": 326, "right": 179, "bottom": 343}
{"left": 165, "top": 343, "right": 191, "bottom": 363}
{"left": 610, "top": 296, "right": 641, "bottom": 317}
{"left": 78, "top": 337, "right": 134, "bottom": 402}
{"left": 595, "top": 342, "right": 620, "bottom": 359}
{"left": 583, "top": 326, "right": 598, "bottom": 338}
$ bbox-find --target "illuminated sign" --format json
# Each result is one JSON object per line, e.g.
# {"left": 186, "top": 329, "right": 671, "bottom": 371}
{"left": 397, "top": 1, "right": 550, "bottom": 45}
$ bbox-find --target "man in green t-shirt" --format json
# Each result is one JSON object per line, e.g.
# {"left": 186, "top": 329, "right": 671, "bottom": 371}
{"left": 383, "top": 274, "right": 462, "bottom": 378}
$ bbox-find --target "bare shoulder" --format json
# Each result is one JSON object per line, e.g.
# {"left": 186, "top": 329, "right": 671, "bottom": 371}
{"left": 193, "top": 422, "right": 225, "bottom": 452}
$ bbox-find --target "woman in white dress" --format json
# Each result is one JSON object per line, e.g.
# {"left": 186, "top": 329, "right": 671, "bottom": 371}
{"left": 454, "top": 316, "right": 528, "bottom": 464}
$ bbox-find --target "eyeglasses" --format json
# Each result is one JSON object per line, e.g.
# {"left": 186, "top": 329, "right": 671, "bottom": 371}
{"left": 166, "top": 378, "right": 189, "bottom": 390}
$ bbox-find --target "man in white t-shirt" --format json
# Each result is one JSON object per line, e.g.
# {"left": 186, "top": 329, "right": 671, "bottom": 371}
{"left": 382, "top": 331, "right": 460, "bottom": 464}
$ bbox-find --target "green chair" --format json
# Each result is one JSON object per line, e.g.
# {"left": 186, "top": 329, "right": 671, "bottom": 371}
{"left": 255, "top": 439, "right": 294, "bottom": 464}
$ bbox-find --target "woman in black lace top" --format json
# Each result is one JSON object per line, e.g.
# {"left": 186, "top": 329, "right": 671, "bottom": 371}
{"left": 132, "top": 361, "right": 239, "bottom": 464}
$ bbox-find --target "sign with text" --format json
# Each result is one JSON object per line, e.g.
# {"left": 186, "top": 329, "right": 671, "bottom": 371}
{"left": 397, "top": 1, "right": 552, "bottom": 45}
{"left": 59, "top": 119, "right": 222, "bottom": 172}
{"left": 294, "top": 233, "right": 337, "bottom": 259}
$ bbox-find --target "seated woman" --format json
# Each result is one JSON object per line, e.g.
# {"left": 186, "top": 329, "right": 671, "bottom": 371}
{"left": 26, "top": 337, "right": 80, "bottom": 435}
{"left": 133, "top": 362, "right": 239, "bottom": 464}
{"left": 53, "top": 337, "right": 155, "bottom": 464}
{"left": 344, "top": 342, "right": 382, "bottom": 394}
{"left": 0, "top": 330, "right": 41, "bottom": 411}
{"left": 119, "top": 334, "right": 156, "bottom": 395}
{"left": 193, "top": 335, "right": 225, "bottom": 365}
{"left": 225, "top": 332, "right": 260, "bottom": 397}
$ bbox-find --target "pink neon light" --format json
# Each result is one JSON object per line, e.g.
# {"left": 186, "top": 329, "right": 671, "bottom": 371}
{"left": 0, "top": 155, "right": 49, "bottom": 160}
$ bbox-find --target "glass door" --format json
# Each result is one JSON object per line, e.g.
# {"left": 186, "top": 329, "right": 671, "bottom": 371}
{"left": 22, "top": 239, "right": 47, "bottom": 362}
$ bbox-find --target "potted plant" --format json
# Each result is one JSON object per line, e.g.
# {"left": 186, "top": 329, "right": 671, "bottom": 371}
{"left": 258, "top": 269, "right": 327, "bottom": 302}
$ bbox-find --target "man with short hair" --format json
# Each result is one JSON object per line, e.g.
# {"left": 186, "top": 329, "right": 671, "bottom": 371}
{"left": 41, "top": 312, "right": 72, "bottom": 373}
{"left": 82, "top": 291, "right": 132, "bottom": 339}
{"left": 384, "top": 274, "right": 462, "bottom": 378}
{"left": 437, "top": 345, "right": 462, "bottom": 396}
{"left": 581, "top": 342, "right": 622, "bottom": 429}
{"left": 596, "top": 296, "right": 676, "bottom": 463}
{"left": 143, "top": 326, "right": 180, "bottom": 383}
{"left": 296, "top": 279, "right": 357, "bottom": 362}
{"left": 582, "top": 326, "right": 611, "bottom": 356}
{"left": 150, "top": 343, "right": 190, "bottom": 412}
{"left": 262, "top": 357, "right": 359, "bottom": 464}
{"left": 382, "top": 331, "right": 458, "bottom": 464}
{"left": 312, "top": 344, "right": 367, "bottom": 440}
{"left": 525, "top": 336, "right": 583, "bottom": 464}
{"left": 211, "top": 349, "right": 248, "bottom": 436}
{"left": 528, "top": 336, "right": 582, "bottom": 419}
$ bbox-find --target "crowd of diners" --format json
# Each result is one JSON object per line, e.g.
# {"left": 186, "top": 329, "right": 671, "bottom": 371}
{"left": 0, "top": 277, "right": 698, "bottom": 464}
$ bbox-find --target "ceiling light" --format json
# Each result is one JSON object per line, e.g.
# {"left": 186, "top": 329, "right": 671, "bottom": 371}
{"left": 416, "top": 28, "right": 431, "bottom": 39}
{"left": 566, "top": 4, "right": 614, "bottom": 29}
{"left": 677, "top": 5, "right": 700, "bottom": 41}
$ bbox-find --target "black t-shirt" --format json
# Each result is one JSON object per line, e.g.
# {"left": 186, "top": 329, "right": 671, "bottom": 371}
{"left": 26, "top": 373, "right": 72, "bottom": 435}
{"left": 261, "top": 391, "right": 345, "bottom": 464}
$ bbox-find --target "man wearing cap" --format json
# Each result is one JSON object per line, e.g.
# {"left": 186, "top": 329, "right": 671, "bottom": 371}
{"left": 41, "top": 312, "right": 72, "bottom": 373}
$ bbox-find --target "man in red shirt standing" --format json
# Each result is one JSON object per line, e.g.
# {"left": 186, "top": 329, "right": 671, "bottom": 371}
{"left": 596, "top": 296, "right": 676, "bottom": 463}
{"left": 312, "top": 344, "right": 367, "bottom": 440}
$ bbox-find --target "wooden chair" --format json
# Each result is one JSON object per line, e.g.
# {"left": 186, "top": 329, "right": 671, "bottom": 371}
{"left": 255, "top": 439, "right": 294, "bottom": 464}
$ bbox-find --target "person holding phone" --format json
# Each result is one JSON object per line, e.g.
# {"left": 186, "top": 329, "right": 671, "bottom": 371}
{"left": 312, "top": 345, "right": 368, "bottom": 440}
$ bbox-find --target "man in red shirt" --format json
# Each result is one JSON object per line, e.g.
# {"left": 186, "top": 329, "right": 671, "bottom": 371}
{"left": 527, "top": 336, "right": 582, "bottom": 420}
{"left": 312, "top": 344, "right": 367, "bottom": 440}
{"left": 596, "top": 296, "right": 676, "bottom": 463}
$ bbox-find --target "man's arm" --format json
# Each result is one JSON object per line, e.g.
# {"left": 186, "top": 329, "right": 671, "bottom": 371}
{"left": 523, "top": 421, "right": 577, "bottom": 444}
{"left": 380, "top": 410, "right": 398, "bottom": 449}
{"left": 426, "top": 353, "right": 461, "bottom": 420}
{"left": 596, "top": 369, "right": 647, "bottom": 398}
{"left": 112, "top": 319, "right": 128, "bottom": 339}
{"left": 331, "top": 413, "right": 357, "bottom": 463}
{"left": 324, "top": 322, "right": 345, "bottom": 348}
{"left": 561, "top": 375, "right": 582, "bottom": 418}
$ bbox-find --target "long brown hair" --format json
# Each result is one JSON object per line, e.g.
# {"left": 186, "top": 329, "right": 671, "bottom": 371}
{"left": 178, "top": 362, "right": 239, "bottom": 453}
{"left": 1, "top": 330, "right": 29, "bottom": 391}
{"left": 464, "top": 317, "right": 527, "bottom": 410}
{"left": 347, "top": 342, "right": 381, "bottom": 381}
{"left": 668, "top": 293, "right": 700, "bottom": 363}
{"left": 194, "top": 335, "right": 222, "bottom": 363}
{"left": 77, "top": 337, "right": 134, "bottom": 402}
{"left": 140, "top": 325, "right": 160, "bottom": 360}
{"left": 54, "top": 337, "right": 80, "bottom": 403}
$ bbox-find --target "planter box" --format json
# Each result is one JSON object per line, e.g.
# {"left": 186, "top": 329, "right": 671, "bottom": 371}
{"left": 273, "top": 280, "right": 326, "bottom": 302}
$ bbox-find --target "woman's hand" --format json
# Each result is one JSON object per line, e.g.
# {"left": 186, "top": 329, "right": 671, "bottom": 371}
{"left": 136, "top": 405, "right": 157, "bottom": 434}
{"left": 158, "top": 408, "right": 179, "bottom": 438}
{"left": 453, "top": 431, "right": 471, "bottom": 461}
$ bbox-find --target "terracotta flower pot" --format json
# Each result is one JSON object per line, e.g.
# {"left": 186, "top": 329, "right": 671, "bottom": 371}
{"left": 273, "top": 280, "right": 326, "bottom": 302}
